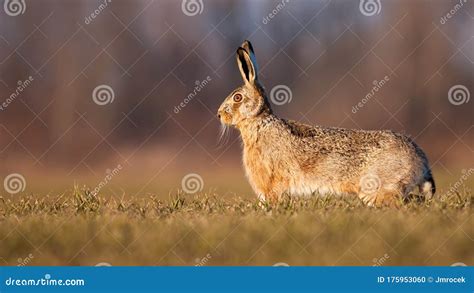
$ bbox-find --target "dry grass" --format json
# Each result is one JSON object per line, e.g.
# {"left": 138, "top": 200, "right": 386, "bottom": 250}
{"left": 0, "top": 186, "right": 472, "bottom": 266}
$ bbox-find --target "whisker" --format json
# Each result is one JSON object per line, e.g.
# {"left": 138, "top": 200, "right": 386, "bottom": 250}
{"left": 224, "top": 125, "right": 231, "bottom": 145}
{"left": 216, "top": 124, "right": 230, "bottom": 149}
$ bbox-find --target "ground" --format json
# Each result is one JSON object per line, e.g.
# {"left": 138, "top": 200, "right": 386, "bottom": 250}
{"left": 0, "top": 186, "right": 472, "bottom": 266}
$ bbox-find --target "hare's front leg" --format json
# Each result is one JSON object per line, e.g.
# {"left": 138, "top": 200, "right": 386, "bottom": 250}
{"left": 256, "top": 191, "right": 281, "bottom": 205}
{"left": 246, "top": 167, "right": 284, "bottom": 204}
{"left": 256, "top": 192, "right": 279, "bottom": 210}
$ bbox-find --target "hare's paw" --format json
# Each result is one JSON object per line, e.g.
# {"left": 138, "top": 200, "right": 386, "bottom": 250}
{"left": 256, "top": 192, "right": 281, "bottom": 205}
{"left": 358, "top": 192, "right": 376, "bottom": 207}
{"left": 257, "top": 193, "right": 266, "bottom": 202}
{"left": 358, "top": 191, "right": 400, "bottom": 208}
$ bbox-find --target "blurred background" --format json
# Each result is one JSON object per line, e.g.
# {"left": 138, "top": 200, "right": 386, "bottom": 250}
{"left": 0, "top": 0, "right": 472, "bottom": 197}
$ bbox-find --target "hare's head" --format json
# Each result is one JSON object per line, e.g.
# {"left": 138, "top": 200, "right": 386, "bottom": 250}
{"left": 217, "top": 41, "right": 271, "bottom": 127}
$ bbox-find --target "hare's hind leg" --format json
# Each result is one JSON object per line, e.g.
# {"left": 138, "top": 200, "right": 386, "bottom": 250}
{"left": 358, "top": 191, "right": 400, "bottom": 207}
{"left": 358, "top": 183, "right": 410, "bottom": 207}
{"left": 419, "top": 177, "right": 436, "bottom": 200}
{"left": 375, "top": 190, "right": 403, "bottom": 207}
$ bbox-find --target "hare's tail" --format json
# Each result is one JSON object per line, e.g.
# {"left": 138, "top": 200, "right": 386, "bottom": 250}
{"left": 419, "top": 169, "right": 436, "bottom": 199}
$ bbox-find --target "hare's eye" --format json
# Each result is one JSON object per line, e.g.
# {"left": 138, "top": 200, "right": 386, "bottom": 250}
{"left": 233, "top": 94, "right": 243, "bottom": 103}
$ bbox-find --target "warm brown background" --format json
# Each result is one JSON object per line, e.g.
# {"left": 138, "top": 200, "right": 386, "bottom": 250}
{"left": 0, "top": 0, "right": 472, "bottom": 197}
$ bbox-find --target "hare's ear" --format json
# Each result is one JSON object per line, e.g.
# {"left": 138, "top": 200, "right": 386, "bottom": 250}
{"left": 241, "top": 40, "right": 259, "bottom": 74}
{"left": 236, "top": 47, "right": 258, "bottom": 85}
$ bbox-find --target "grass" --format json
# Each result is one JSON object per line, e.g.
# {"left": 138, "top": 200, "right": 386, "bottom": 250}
{"left": 0, "top": 186, "right": 472, "bottom": 266}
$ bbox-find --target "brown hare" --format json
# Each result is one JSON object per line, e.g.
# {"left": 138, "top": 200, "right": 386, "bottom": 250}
{"left": 217, "top": 40, "right": 435, "bottom": 206}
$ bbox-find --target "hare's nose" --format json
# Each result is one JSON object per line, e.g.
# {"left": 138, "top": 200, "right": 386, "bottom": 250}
{"left": 217, "top": 113, "right": 221, "bottom": 119}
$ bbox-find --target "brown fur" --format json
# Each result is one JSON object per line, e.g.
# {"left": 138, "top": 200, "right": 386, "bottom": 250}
{"left": 217, "top": 41, "right": 435, "bottom": 206}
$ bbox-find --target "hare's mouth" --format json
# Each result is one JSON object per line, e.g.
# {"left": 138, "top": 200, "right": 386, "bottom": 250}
{"left": 217, "top": 111, "right": 233, "bottom": 125}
